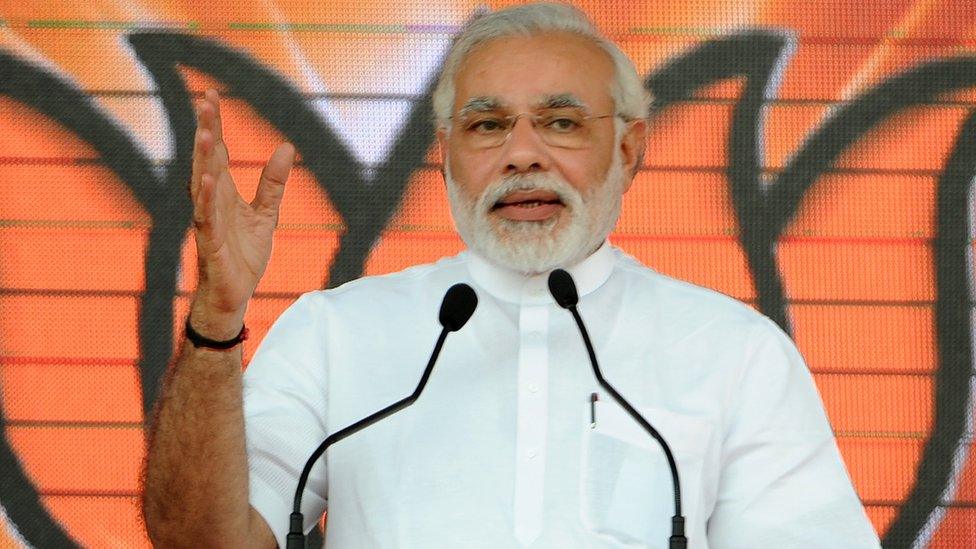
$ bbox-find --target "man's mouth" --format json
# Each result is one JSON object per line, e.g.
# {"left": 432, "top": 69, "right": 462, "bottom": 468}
{"left": 491, "top": 190, "right": 564, "bottom": 221}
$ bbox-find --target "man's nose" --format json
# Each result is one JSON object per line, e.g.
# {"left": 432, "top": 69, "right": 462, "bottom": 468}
{"left": 501, "top": 116, "right": 551, "bottom": 174}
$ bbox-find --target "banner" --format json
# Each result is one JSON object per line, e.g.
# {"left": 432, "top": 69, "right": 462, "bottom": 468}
{"left": 0, "top": 1, "right": 973, "bottom": 546}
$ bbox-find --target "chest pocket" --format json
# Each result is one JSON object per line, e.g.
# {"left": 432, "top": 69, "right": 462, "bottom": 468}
{"left": 580, "top": 400, "right": 714, "bottom": 548}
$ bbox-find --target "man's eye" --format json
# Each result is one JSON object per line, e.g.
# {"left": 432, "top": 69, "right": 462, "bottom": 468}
{"left": 469, "top": 118, "right": 506, "bottom": 133}
{"left": 545, "top": 117, "right": 582, "bottom": 132}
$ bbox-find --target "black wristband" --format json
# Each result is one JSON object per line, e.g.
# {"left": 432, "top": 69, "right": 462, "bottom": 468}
{"left": 185, "top": 317, "right": 248, "bottom": 350}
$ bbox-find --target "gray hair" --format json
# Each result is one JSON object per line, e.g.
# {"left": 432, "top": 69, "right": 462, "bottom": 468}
{"left": 432, "top": 2, "right": 651, "bottom": 128}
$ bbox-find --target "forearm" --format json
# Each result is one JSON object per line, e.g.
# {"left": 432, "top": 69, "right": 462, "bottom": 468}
{"left": 142, "top": 313, "right": 271, "bottom": 547}
{"left": 142, "top": 86, "right": 292, "bottom": 547}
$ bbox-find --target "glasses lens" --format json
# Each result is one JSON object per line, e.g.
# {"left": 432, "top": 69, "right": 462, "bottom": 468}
{"left": 453, "top": 109, "right": 606, "bottom": 149}
{"left": 535, "top": 109, "right": 591, "bottom": 149}
{"left": 455, "top": 114, "right": 511, "bottom": 148}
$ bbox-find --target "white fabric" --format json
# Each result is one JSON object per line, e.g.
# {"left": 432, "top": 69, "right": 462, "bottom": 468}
{"left": 243, "top": 242, "right": 880, "bottom": 548}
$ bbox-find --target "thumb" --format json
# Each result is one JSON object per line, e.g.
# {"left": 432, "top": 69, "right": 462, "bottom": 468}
{"left": 252, "top": 142, "right": 295, "bottom": 215}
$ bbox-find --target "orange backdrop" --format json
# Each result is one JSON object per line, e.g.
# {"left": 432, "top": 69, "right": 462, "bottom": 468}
{"left": 0, "top": 1, "right": 974, "bottom": 547}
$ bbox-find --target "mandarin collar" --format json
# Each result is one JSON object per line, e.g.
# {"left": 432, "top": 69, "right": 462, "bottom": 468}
{"left": 467, "top": 240, "right": 615, "bottom": 305}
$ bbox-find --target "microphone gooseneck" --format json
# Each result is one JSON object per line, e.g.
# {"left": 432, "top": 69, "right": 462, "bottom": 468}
{"left": 286, "top": 283, "right": 478, "bottom": 548}
{"left": 547, "top": 269, "right": 687, "bottom": 549}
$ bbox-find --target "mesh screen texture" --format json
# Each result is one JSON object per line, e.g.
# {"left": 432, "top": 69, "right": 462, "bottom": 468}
{"left": 0, "top": 1, "right": 974, "bottom": 546}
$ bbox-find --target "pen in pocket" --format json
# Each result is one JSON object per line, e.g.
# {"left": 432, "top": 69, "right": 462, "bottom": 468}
{"left": 590, "top": 392, "right": 599, "bottom": 429}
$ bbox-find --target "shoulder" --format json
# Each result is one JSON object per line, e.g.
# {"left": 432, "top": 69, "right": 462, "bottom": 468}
{"left": 604, "top": 247, "right": 792, "bottom": 371}
{"left": 611, "top": 247, "right": 772, "bottom": 332}
{"left": 607, "top": 247, "right": 807, "bottom": 395}
{"left": 298, "top": 252, "right": 473, "bottom": 315}
{"left": 252, "top": 252, "right": 473, "bottom": 361}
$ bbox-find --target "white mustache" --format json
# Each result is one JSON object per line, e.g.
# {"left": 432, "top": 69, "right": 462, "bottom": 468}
{"left": 479, "top": 173, "right": 577, "bottom": 211}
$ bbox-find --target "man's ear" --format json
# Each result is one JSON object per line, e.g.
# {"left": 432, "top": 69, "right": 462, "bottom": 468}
{"left": 620, "top": 118, "right": 647, "bottom": 193}
{"left": 436, "top": 127, "right": 449, "bottom": 177}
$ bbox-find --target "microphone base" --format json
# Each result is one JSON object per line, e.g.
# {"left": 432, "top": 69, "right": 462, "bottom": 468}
{"left": 286, "top": 511, "right": 306, "bottom": 548}
{"left": 286, "top": 532, "right": 306, "bottom": 549}
{"left": 669, "top": 515, "right": 686, "bottom": 548}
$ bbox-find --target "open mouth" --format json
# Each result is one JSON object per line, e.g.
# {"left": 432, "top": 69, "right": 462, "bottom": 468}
{"left": 491, "top": 190, "right": 564, "bottom": 221}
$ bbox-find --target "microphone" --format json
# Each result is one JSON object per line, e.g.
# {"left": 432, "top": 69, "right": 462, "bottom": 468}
{"left": 439, "top": 283, "right": 479, "bottom": 332}
{"left": 547, "top": 269, "right": 687, "bottom": 549}
{"left": 286, "top": 283, "right": 478, "bottom": 548}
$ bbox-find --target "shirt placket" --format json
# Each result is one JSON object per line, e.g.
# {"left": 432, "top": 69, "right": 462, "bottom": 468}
{"left": 513, "top": 281, "right": 549, "bottom": 546}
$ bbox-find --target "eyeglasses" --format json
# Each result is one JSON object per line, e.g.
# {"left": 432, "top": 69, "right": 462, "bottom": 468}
{"left": 450, "top": 108, "right": 619, "bottom": 150}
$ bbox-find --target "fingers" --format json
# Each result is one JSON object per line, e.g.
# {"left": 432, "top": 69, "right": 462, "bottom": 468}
{"left": 190, "top": 124, "right": 213, "bottom": 201}
{"left": 251, "top": 142, "right": 296, "bottom": 217}
{"left": 190, "top": 89, "right": 228, "bottom": 202}
{"left": 204, "top": 89, "right": 225, "bottom": 145}
{"left": 200, "top": 90, "right": 229, "bottom": 169}
{"left": 192, "top": 171, "right": 216, "bottom": 226}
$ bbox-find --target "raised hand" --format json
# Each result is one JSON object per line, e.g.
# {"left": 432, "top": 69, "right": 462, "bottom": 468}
{"left": 188, "top": 89, "right": 296, "bottom": 339}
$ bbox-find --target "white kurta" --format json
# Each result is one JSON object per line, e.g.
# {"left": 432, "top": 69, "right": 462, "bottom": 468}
{"left": 243, "top": 242, "right": 880, "bottom": 548}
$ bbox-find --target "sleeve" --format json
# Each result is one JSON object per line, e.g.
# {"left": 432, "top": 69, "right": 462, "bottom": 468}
{"left": 706, "top": 318, "right": 881, "bottom": 549}
{"left": 242, "top": 292, "right": 331, "bottom": 549}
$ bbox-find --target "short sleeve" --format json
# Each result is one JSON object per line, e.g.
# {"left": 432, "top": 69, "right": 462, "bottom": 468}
{"left": 706, "top": 319, "right": 881, "bottom": 548}
{"left": 243, "top": 292, "right": 331, "bottom": 549}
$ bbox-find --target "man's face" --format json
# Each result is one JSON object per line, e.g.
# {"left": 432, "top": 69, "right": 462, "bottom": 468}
{"left": 437, "top": 32, "right": 645, "bottom": 273}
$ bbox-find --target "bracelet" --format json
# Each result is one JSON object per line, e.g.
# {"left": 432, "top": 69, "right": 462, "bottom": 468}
{"left": 185, "top": 317, "right": 249, "bottom": 350}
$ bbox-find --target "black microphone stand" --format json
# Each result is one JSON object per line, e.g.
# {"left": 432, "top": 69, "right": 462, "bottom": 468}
{"left": 548, "top": 269, "right": 687, "bottom": 549}
{"left": 286, "top": 283, "right": 477, "bottom": 548}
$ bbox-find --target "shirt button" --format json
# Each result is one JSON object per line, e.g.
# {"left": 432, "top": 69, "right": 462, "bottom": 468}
{"left": 527, "top": 449, "right": 538, "bottom": 459}
{"left": 529, "top": 383, "right": 539, "bottom": 393}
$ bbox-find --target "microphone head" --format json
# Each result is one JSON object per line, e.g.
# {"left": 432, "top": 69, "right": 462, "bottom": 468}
{"left": 547, "top": 269, "right": 579, "bottom": 309}
{"left": 439, "top": 283, "right": 478, "bottom": 332}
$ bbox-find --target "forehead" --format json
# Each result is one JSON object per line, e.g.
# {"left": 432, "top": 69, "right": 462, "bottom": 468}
{"left": 452, "top": 32, "right": 615, "bottom": 113}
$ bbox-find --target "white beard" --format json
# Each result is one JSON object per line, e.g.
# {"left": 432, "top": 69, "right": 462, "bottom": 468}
{"left": 445, "top": 153, "right": 626, "bottom": 275}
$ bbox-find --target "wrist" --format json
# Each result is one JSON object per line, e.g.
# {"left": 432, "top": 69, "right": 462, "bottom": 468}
{"left": 185, "top": 317, "right": 248, "bottom": 350}
{"left": 189, "top": 294, "right": 247, "bottom": 341}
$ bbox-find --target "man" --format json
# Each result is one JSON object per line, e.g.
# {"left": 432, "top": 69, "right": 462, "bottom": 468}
{"left": 142, "top": 3, "right": 881, "bottom": 547}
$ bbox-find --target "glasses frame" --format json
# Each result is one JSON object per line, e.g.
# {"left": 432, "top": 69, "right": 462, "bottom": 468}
{"left": 448, "top": 109, "right": 624, "bottom": 150}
